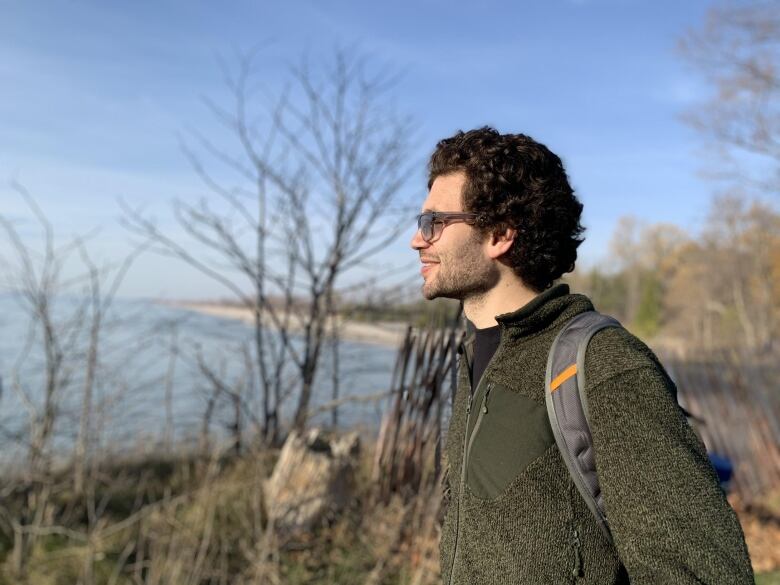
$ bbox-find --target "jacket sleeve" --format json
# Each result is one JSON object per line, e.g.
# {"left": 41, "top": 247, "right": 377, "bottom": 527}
{"left": 585, "top": 331, "right": 754, "bottom": 584}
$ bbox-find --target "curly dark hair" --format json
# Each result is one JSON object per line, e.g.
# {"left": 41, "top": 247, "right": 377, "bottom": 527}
{"left": 427, "top": 126, "right": 585, "bottom": 292}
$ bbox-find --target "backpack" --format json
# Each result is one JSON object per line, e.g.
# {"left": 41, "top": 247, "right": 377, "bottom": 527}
{"left": 545, "top": 312, "right": 733, "bottom": 546}
{"left": 544, "top": 310, "right": 621, "bottom": 545}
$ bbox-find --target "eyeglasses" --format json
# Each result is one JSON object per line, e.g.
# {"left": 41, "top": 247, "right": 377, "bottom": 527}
{"left": 415, "top": 211, "right": 481, "bottom": 243}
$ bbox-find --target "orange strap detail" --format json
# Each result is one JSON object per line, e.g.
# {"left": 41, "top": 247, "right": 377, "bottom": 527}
{"left": 550, "top": 363, "right": 577, "bottom": 392}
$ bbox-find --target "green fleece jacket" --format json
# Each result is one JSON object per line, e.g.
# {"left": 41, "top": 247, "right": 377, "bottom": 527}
{"left": 439, "top": 284, "right": 754, "bottom": 584}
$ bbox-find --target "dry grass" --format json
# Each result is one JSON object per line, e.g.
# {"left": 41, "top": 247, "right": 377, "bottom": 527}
{"left": 0, "top": 443, "right": 442, "bottom": 585}
{"left": 731, "top": 492, "right": 780, "bottom": 574}
{"left": 0, "top": 443, "right": 777, "bottom": 584}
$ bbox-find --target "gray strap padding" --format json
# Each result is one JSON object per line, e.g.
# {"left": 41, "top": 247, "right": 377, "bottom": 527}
{"left": 545, "top": 311, "right": 621, "bottom": 544}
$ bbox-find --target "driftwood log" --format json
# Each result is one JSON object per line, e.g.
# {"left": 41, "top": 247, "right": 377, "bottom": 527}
{"left": 264, "top": 428, "right": 360, "bottom": 537}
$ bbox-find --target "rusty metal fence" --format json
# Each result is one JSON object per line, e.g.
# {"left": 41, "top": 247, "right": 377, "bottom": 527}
{"left": 372, "top": 324, "right": 462, "bottom": 503}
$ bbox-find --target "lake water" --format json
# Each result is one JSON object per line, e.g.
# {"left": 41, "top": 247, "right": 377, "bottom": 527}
{"left": 0, "top": 294, "right": 397, "bottom": 460}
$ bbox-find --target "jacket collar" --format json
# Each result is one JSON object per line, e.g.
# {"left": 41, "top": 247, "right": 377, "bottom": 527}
{"left": 463, "top": 283, "right": 594, "bottom": 348}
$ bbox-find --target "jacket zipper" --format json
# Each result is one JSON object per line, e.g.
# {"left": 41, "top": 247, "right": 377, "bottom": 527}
{"left": 481, "top": 383, "right": 493, "bottom": 413}
{"left": 465, "top": 383, "right": 493, "bottom": 465}
{"left": 448, "top": 335, "right": 502, "bottom": 585}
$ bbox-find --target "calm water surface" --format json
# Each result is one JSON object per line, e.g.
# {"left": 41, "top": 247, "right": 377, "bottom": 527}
{"left": 0, "top": 294, "right": 397, "bottom": 459}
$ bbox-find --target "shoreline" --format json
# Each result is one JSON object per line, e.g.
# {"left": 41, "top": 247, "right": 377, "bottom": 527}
{"left": 167, "top": 301, "right": 407, "bottom": 348}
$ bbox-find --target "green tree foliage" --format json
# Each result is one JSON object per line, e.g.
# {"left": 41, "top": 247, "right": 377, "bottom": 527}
{"left": 344, "top": 297, "right": 461, "bottom": 329}
{"left": 634, "top": 272, "right": 663, "bottom": 338}
{"left": 566, "top": 268, "right": 628, "bottom": 321}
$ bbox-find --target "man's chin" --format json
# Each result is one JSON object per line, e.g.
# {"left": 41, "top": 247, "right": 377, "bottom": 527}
{"left": 421, "top": 282, "right": 439, "bottom": 300}
{"left": 422, "top": 283, "right": 459, "bottom": 301}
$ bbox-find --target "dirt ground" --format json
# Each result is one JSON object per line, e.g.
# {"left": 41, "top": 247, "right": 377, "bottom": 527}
{"left": 731, "top": 494, "right": 780, "bottom": 573}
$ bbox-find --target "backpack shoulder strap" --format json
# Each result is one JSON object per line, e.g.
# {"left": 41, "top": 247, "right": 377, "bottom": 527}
{"left": 545, "top": 310, "right": 622, "bottom": 544}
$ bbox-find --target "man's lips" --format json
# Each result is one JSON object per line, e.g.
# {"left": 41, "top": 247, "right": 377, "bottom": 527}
{"left": 420, "top": 258, "right": 439, "bottom": 276}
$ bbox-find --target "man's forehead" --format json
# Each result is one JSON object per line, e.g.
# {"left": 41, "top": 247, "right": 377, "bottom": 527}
{"left": 422, "top": 173, "right": 465, "bottom": 211}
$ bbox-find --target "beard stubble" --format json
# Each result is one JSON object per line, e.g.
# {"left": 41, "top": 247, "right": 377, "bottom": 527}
{"left": 422, "top": 232, "right": 499, "bottom": 301}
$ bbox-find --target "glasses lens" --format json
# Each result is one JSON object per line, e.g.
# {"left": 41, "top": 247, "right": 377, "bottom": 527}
{"left": 418, "top": 214, "right": 434, "bottom": 241}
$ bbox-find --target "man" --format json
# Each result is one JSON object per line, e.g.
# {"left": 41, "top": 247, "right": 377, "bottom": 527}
{"left": 410, "top": 127, "right": 753, "bottom": 584}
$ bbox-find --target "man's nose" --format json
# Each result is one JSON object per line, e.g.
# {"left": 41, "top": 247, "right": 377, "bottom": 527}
{"left": 410, "top": 227, "right": 429, "bottom": 250}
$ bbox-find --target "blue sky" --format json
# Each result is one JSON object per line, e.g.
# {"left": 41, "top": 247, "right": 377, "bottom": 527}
{"left": 0, "top": 0, "right": 722, "bottom": 299}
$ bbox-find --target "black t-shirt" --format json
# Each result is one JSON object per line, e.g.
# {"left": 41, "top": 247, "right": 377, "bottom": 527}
{"left": 471, "top": 323, "right": 501, "bottom": 389}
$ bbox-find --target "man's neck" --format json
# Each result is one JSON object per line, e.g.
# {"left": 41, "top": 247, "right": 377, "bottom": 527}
{"left": 463, "top": 276, "right": 538, "bottom": 329}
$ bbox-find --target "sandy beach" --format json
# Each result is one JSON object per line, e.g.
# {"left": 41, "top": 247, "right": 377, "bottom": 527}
{"left": 171, "top": 302, "right": 408, "bottom": 348}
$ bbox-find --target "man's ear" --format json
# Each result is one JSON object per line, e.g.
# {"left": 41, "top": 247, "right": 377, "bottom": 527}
{"left": 486, "top": 227, "right": 516, "bottom": 260}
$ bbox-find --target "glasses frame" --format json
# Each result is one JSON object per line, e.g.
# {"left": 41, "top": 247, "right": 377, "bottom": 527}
{"left": 416, "top": 211, "right": 481, "bottom": 243}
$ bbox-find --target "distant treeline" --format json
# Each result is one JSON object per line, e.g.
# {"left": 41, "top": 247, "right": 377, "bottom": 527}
{"left": 570, "top": 195, "right": 779, "bottom": 353}
{"left": 341, "top": 297, "right": 461, "bottom": 329}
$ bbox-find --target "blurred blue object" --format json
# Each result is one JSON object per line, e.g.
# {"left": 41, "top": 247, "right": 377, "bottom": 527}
{"left": 708, "top": 452, "right": 734, "bottom": 490}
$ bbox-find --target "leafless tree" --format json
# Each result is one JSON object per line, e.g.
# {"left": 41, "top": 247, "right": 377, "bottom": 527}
{"left": 0, "top": 188, "right": 85, "bottom": 576}
{"left": 163, "top": 322, "right": 178, "bottom": 452}
{"left": 679, "top": 1, "right": 780, "bottom": 194}
{"left": 0, "top": 184, "right": 144, "bottom": 576}
{"left": 608, "top": 217, "right": 643, "bottom": 324}
{"left": 700, "top": 194, "right": 780, "bottom": 352}
{"left": 123, "top": 49, "right": 415, "bottom": 440}
{"left": 73, "top": 241, "right": 145, "bottom": 495}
